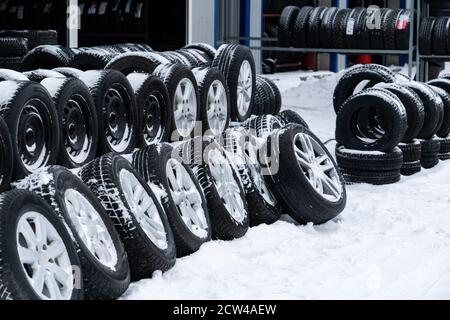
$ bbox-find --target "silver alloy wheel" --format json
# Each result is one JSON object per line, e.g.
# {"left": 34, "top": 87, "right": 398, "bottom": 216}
{"left": 174, "top": 78, "right": 197, "bottom": 138}
{"left": 64, "top": 189, "right": 118, "bottom": 270}
{"left": 119, "top": 169, "right": 168, "bottom": 250}
{"left": 245, "top": 142, "right": 277, "bottom": 206}
{"left": 293, "top": 133, "right": 343, "bottom": 202}
{"left": 237, "top": 60, "right": 253, "bottom": 117}
{"left": 208, "top": 148, "right": 246, "bottom": 223}
{"left": 206, "top": 80, "right": 228, "bottom": 136}
{"left": 166, "top": 159, "right": 208, "bottom": 239}
{"left": 17, "top": 211, "right": 74, "bottom": 300}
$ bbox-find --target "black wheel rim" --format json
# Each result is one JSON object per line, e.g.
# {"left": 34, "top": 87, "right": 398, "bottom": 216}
{"left": 143, "top": 92, "right": 163, "bottom": 144}
{"left": 63, "top": 94, "right": 93, "bottom": 163}
{"left": 102, "top": 83, "right": 133, "bottom": 152}
{"left": 17, "top": 99, "right": 51, "bottom": 171}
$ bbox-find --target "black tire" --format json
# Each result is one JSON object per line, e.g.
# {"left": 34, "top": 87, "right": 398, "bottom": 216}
{"left": 356, "top": 9, "right": 371, "bottom": 49}
{"left": 345, "top": 8, "right": 365, "bottom": 49}
{"left": 15, "top": 166, "right": 130, "bottom": 300}
{"left": 159, "top": 51, "right": 194, "bottom": 68}
{"left": 341, "top": 168, "right": 401, "bottom": 185}
{"left": 0, "top": 189, "right": 83, "bottom": 300}
{"left": 0, "top": 30, "right": 57, "bottom": 50}
{"left": 193, "top": 67, "right": 231, "bottom": 135}
{"left": 427, "top": 80, "right": 450, "bottom": 138}
{"left": 0, "top": 57, "right": 23, "bottom": 71}
{"left": 23, "top": 69, "right": 65, "bottom": 82}
{"left": 402, "top": 82, "right": 442, "bottom": 139}
{"left": 279, "top": 6, "right": 301, "bottom": 47}
{"left": 52, "top": 67, "right": 85, "bottom": 78}
{"left": 439, "top": 136, "right": 450, "bottom": 154}
{"left": 332, "top": 9, "right": 351, "bottom": 49}
{"left": 263, "top": 124, "right": 346, "bottom": 224}
{"left": 253, "top": 76, "right": 272, "bottom": 116}
{"left": 0, "top": 37, "right": 28, "bottom": 57}
{"left": 105, "top": 52, "right": 170, "bottom": 76}
{"left": 132, "top": 144, "right": 212, "bottom": 256}
{"left": 420, "top": 137, "right": 440, "bottom": 169}
{"left": 126, "top": 73, "right": 172, "bottom": 145}
{"left": 153, "top": 63, "right": 200, "bottom": 139}
{"left": 79, "top": 70, "right": 138, "bottom": 155}
{"left": 292, "top": 6, "right": 314, "bottom": 48}
{"left": 70, "top": 50, "right": 115, "bottom": 71}
{"left": 0, "top": 81, "right": 59, "bottom": 179}
{"left": 264, "top": 77, "right": 282, "bottom": 115}
{"left": 432, "top": 17, "right": 449, "bottom": 55}
{"left": 398, "top": 140, "right": 422, "bottom": 163}
{"left": 0, "top": 69, "right": 29, "bottom": 81}
{"left": 335, "top": 88, "right": 407, "bottom": 152}
{"left": 277, "top": 109, "right": 309, "bottom": 129}
{"left": 420, "top": 17, "right": 436, "bottom": 55}
{"left": 307, "top": 7, "right": 326, "bottom": 49}
{"left": 382, "top": 8, "right": 398, "bottom": 50}
{"left": 395, "top": 9, "right": 412, "bottom": 50}
{"left": 212, "top": 44, "right": 256, "bottom": 121}
{"left": 40, "top": 77, "right": 98, "bottom": 168}
{"left": 80, "top": 154, "right": 177, "bottom": 280}
{"left": 427, "top": 85, "right": 448, "bottom": 137}
{"left": 176, "top": 49, "right": 211, "bottom": 68}
{"left": 179, "top": 138, "right": 249, "bottom": 240}
{"left": 319, "top": 7, "right": 338, "bottom": 49}
{"left": 401, "top": 161, "right": 421, "bottom": 176}
{"left": 0, "top": 117, "right": 13, "bottom": 193}
{"left": 336, "top": 145, "right": 403, "bottom": 172}
{"left": 333, "top": 64, "right": 395, "bottom": 113}
{"left": 21, "top": 45, "right": 74, "bottom": 71}
{"left": 184, "top": 43, "right": 217, "bottom": 61}
{"left": 438, "top": 153, "right": 450, "bottom": 161}
{"left": 369, "top": 8, "right": 387, "bottom": 49}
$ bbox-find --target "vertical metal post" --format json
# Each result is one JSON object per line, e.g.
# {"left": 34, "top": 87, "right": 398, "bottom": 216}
{"left": 336, "top": 0, "right": 347, "bottom": 72}
{"left": 406, "top": 0, "right": 414, "bottom": 79}
{"left": 67, "top": 0, "right": 79, "bottom": 48}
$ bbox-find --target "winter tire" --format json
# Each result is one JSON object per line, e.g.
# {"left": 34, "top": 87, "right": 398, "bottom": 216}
{"left": 398, "top": 140, "right": 422, "bottom": 163}
{"left": 23, "top": 69, "right": 65, "bottom": 82}
{"left": 420, "top": 137, "right": 440, "bottom": 169}
{"left": 71, "top": 50, "right": 115, "bottom": 71}
{"left": 395, "top": 9, "right": 412, "bottom": 50}
{"left": 105, "top": 52, "right": 170, "bottom": 76}
{"left": 332, "top": 9, "right": 351, "bottom": 49}
{"left": 419, "top": 17, "right": 436, "bottom": 55}
{"left": 432, "top": 17, "right": 449, "bottom": 55}
{"left": 401, "top": 161, "right": 421, "bottom": 176}
{"left": 0, "top": 37, "right": 28, "bottom": 57}
{"left": 319, "top": 7, "right": 338, "bottom": 49}
{"left": 341, "top": 168, "right": 401, "bottom": 185}
{"left": 277, "top": 109, "right": 309, "bottom": 129}
{"left": 52, "top": 67, "right": 85, "bottom": 78}
{"left": 0, "top": 69, "right": 29, "bottom": 81}
{"left": 0, "top": 117, "right": 13, "bottom": 192}
{"left": 184, "top": 43, "right": 217, "bottom": 61}
{"left": 279, "top": 6, "right": 300, "bottom": 47}
{"left": 21, "top": 45, "right": 74, "bottom": 71}
{"left": 308, "top": 7, "right": 326, "bottom": 49}
{"left": 427, "top": 79, "right": 450, "bottom": 138}
{"left": 292, "top": 6, "right": 314, "bottom": 48}
{"left": 242, "top": 114, "right": 284, "bottom": 139}
{"left": 335, "top": 145, "right": 403, "bottom": 172}
{"left": 439, "top": 136, "right": 450, "bottom": 154}
{"left": 0, "top": 30, "right": 57, "bottom": 50}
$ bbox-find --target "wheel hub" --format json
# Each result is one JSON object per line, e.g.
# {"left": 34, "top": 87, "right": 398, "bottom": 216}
{"left": 237, "top": 60, "right": 253, "bottom": 117}
{"left": 174, "top": 78, "right": 197, "bottom": 138}
{"left": 207, "top": 80, "right": 228, "bottom": 135}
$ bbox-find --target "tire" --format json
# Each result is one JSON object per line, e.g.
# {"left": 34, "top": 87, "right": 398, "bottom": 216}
{"left": 279, "top": 6, "right": 301, "bottom": 47}
{"left": 159, "top": 51, "right": 194, "bottom": 68}
{"left": 80, "top": 154, "right": 177, "bottom": 280}
{"left": 438, "top": 152, "right": 450, "bottom": 161}
{"left": 0, "top": 80, "right": 59, "bottom": 179}
{"left": 222, "top": 128, "right": 281, "bottom": 226}
{"left": 333, "top": 64, "right": 395, "bottom": 113}
{"left": 176, "top": 49, "right": 211, "bottom": 68}
{"left": 253, "top": 76, "right": 272, "bottom": 116}
{"left": 193, "top": 67, "right": 231, "bottom": 136}
{"left": 126, "top": 73, "right": 172, "bottom": 145}
{"left": 263, "top": 124, "right": 346, "bottom": 224}
{"left": 0, "top": 189, "right": 83, "bottom": 300}
{"left": 427, "top": 80, "right": 450, "bottom": 138}
{"left": 23, "top": 69, "right": 65, "bottom": 82}
{"left": 0, "top": 69, "right": 29, "bottom": 81}
{"left": 70, "top": 50, "right": 115, "bottom": 71}
{"left": 398, "top": 140, "right": 422, "bottom": 162}
{"left": 15, "top": 166, "right": 130, "bottom": 300}
{"left": 0, "top": 30, "right": 57, "bottom": 50}
{"left": 292, "top": 6, "right": 314, "bottom": 48}
{"left": 402, "top": 82, "right": 442, "bottom": 139}
{"left": 179, "top": 138, "right": 249, "bottom": 240}
{"left": 40, "top": 77, "right": 98, "bottom": 168}
{"left": 420, "top": 137, "right": 440, "bottom": 169}
{"left": 335, "top": 145, "right": 403, "bottom": 172}
{"left": 0, "top": 57, "right": 23, "bottom": 71}
{"left": 52, "top": 67, "right": 85, "bottom": 78}
{"left": 432, "top": 17, "right": 449, "bottom": 55}
{"left": 382, "top": 8, "right": 398, "bottom": 50}
{"left": 0, "top": 37, "right": 28, "bottom": 57}
{"left": 0, "top": 117, "right": 13, "bottom": 193}
{"left": 79, "top": 70, "right": 138, "bottom": 155}
{"left": 439, "top": 136, "right": 450, "bottom": 154}
{"left": 307, "top": 7, "right": 326, "bottom": 49}
{"left": 370, "top": 8, "right": 387, "bottom": 49}
{"left": 420, "top": 17, "right": 436, "bottom": 55}
{"left": 332, "top": 9, "right": 351, "bottom": 49}
{"left": 375, "top": 83, "right": 425, "bottom": 143}
{"left": 335, "top": 88, "right": 407, "bottom": 152}
{"left": 212, "top": 44, "right": 256, "bottom": 121}
{"left": 395, "top": 9, "right": 412, "bottom": 50}
{"left": 341, "top": 168, "right": 401, "bottom": 185}
{"left": 319, "top": 7, "right": 338, "bottom": 49}
{"left": 242, "top": 114, "right": 284, "bottom": 139}
{"left": 184, "top": 43, "right": 217, "bottom": 61}
{"left": 153, "top": 63, "right": 200, "bottom": 139}
{"left": 132, "top": 143, "right": 212, "bottom": 256}
{"left": 345, "top": 8, "right": 365, "bottom": 49}
{"left": 105, "top": 52, "right": 170, "bottom": 76}
{"left": 356, "top": 9, "right": 371, "bottom": 49}
{"left": 401, "top": 161, "right": 421, "bottom": 176}
{"left": 277, "top": 109, "right": 309, "bottom": 129}
{"left": 21, "top": 45, "right": 74, "bottom": 71}
{"left": 427, "top": 85, "right": 448, "bottom": 137}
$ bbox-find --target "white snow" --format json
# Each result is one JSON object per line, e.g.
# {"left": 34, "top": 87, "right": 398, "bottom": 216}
{"left": 123, "top": 70, "right": 450, "bottom": 300}
{"left": 0, "top": 80, "right": 21, "bottom": 106}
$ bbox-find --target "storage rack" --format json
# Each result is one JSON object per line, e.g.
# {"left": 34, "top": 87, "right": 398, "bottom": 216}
{"left": 219, "top": 0, "right": 418, "bottom": 79}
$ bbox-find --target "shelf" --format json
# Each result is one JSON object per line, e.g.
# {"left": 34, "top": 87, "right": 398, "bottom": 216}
{"left": 80, "top": 33, "right": 149, "bottom": 38}
{"left": 420, "top": 55, "right": 450, "bottom": 60}
{"left": 250, "top": 46, "right": 413, "bottom": 55}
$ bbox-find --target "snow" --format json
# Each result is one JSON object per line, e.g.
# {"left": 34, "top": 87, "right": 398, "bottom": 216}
{"left": 0, "top": 80, "right": 21, "bottom": 106}
{"left": 40, "top": 78, "right": 67, "bottom": 98}
{"left": 126, "top": 72, "right": 149, "bottom": 92}
{"left": 123, "top": 70, "right": 450, "bottom": 300}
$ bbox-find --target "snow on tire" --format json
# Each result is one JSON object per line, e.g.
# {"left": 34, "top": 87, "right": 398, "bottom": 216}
{"left": 0, "top": 117, "right": 13, "bottom": 192}
{"left": 0, "top": 80, "right": 60, "bottom": 179}
{"left": 262, "top": 124, "right": 346, "bottom": 224}
{"left": 0, "top": 69, "right": 30, "bottom": 81}
{"left": 419, "top": 137, "right": 440, "bottom": 169}
{"left": 127, "top": 73, "right": 172, "bottom": 145}
{"left": 15, "top": 166, "right": 130, "bottom": 300}
{"left": 21, "top": 45, "right": 74, "bottom": 71}
{"left": 132, "top": 143, "right": 211, "bottom": 256}
{"left": 79, "top": 70, "right": 138, "bottom": 155}
{"left": 52, "top": 67, "right": 85, "bottom": 78}
{"left": 0, "top": 189, "right": 83, "bottom": 300}
{"left": 335, "top": 145, "right": 403, "bottom": 172}
{"left": 183, "top": 43, "right": 217, "bottom": 61}
{"left": 242, "top": 114, "right": 284, "bottom": 139}
{"left": 277, "top": 109, "right": 310, "bottom": 129}
{"left": 23, "top": 69, "right": 66, "bottom": 82}
{"left": 105, "top": 52, "right": 170, "bottom": 76}
{"left": 80, "top": 154, "right": 177, "bottom": 280}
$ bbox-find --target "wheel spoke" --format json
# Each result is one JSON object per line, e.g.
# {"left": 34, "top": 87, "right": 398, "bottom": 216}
{"left": 48, "top": 264, "right": 71, "bottom": 286}
{"left": 18, "top": 246, "right": 38, "bottom": 264}
{"left": 45, "top": 273, "right": 62, "bottom": 300}
{"left": 46, "top": 240, "right": 65, "bottom": 259}
{"left": 33, "top": 267, "right": 46, "bottom": 294}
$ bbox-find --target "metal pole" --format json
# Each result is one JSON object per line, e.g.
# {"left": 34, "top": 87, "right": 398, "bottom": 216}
{"left": 67, "top": 0, "right": 79, "bottom": 48}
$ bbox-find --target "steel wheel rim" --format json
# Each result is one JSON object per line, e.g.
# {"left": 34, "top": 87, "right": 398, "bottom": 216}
{"left": 237, "top": 60, "right": 253, "bottom": 117}
{"left": 208, "top": 148, "right": 246, "bottom": 223}
{"left": 166, "top": 159, "right": 208, "bottom": 239}
{"left": 174, "top": 78, "right": 197, "bottom": 138}
{"left": 143, "top": 93, "right": 164, "bottom": 144}
{"left": 17, "top": 211, "right": 74, "bottom": 300}
{"left": 64, "top": 189, "right": 118, "bottom": 269}
{"left": 206, "top": 80, "right": 228, "bottom": 135}
{"left": 245, "top": 142, "right": 277, "bottom": 206}
{"left": 63, "top": 94, "right": 93, "bottom": 164}
{"left": 119, "top": 169, "right": 168, "bottom": 250}
{"left": 293, "top": 133, "right": 343, "bottom": 202}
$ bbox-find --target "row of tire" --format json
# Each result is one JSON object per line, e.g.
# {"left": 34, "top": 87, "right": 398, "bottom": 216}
{"left": 333, "top": 64, "right": 450, "bottom": 185}
{"left": 0, "top": 110, "right": 347, "bottom": 300}
{"left": 279, "top": 6, "right": 412, "bottom": 50}
{"left": 420, "top": 16, "right": 450, "bottom": 55}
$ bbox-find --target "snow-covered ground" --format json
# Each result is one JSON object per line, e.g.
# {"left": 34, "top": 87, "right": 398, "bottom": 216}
{"left": 123, "top": 70, "right": 450, "bottom": 300}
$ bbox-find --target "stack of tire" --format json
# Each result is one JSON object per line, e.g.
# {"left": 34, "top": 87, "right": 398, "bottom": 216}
{"left": 279, "top": 6, "right": 412, "bottom": 50}
{"left": 333, "top": 64, "right": 450, "bottom": 185}
{"left": 419, "top": 16, "right": 450, "bottom": 55}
